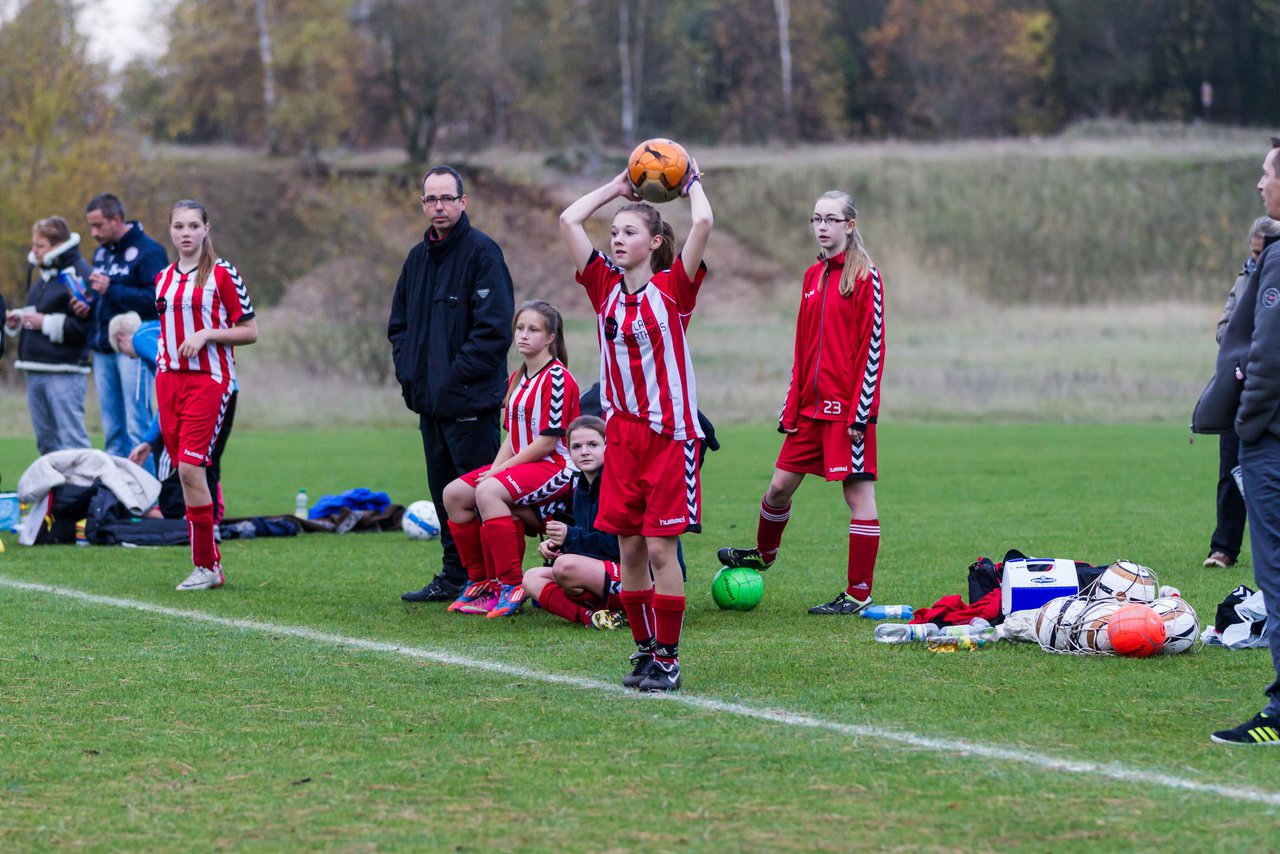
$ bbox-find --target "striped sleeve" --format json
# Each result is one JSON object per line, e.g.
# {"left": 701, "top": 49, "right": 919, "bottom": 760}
{"left": 215, "top": 260, "right": 255, "bottom": 323}
{"left": 851, "top": 266, "right": 885, "bottom": 429}
{"left": 539, "top": 363, "right": 568, "bottom": 437}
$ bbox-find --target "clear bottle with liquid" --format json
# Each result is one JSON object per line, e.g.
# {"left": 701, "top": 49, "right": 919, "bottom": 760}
{"left": 873, "top": 622, "right": 939, "bottom": 644}
{"left": 936, "top": 618, "right": 993, "bottom": 638}
{"left": 295, "top": 489, "right": 308, "bottom": 519}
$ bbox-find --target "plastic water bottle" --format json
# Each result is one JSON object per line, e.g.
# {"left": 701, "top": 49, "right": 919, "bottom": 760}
{"left": 873, "top": 623, "right": 939, "bottom": 644}
{"left": 927, "top": 634, "right": 992, "bottom": 652}
{"left": 937, "top": 618, "right": 993, "bottom": 638}
{"left": 295, "top": 489, "right": 308, "bottom": 519}
{"left": 859, "top": 604, "right": 913, "bottom": 620}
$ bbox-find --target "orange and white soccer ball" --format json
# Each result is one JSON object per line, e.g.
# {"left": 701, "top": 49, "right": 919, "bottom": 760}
{"left": 627, "top": 138, "right": 691, "bottom": 203}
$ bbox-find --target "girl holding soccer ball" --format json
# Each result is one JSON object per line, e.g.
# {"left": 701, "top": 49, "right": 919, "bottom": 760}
{"left": 718, "top": 191, "right": 887, "bottom": 615}
{"left": 442, "top": 300, "right": 580, "bottom": 619}
{"left": 559, "top": 158, "right": 712, "bottom": 692}
{"left": 156, "top": 199, "right": 258, "bottom": 591}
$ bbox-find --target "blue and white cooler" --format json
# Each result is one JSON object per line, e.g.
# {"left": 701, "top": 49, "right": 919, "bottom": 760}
{"left": 1001, "top": 557, "right": 1080, "bottom": 615}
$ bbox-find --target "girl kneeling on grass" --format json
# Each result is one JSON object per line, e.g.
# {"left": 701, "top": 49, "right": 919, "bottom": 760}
{"left": 523, "top": 416, "right": 626, "bottom": 630}
{"left": 718, "top": 190, "right": 886, "bottom": 615}
{"left": 559, "top": 163, "right": 712, "bottom": 692}
{"left": 157, "top": 199, "right": 258, "bottom": 591}
{"left": 443, "top": 300, "right": 580, "bottom": 618}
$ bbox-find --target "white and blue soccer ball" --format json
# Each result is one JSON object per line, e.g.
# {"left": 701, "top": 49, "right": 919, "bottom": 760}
{"left": 403, "top": 500, "right": 440, "bottom": 541}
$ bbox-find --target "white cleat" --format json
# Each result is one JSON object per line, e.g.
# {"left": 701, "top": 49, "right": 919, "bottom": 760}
{"left": 176, "top": 565, "right": 225, "bottom": 591}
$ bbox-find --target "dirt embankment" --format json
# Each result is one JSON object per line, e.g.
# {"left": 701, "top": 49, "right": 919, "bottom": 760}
{"left": 467, "top": 171, "right": 796, "bottom": 321}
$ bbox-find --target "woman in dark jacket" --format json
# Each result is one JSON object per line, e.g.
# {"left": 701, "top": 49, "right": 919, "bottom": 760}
{"left": 4, "top": 216, "right": 93, "bottom": 453}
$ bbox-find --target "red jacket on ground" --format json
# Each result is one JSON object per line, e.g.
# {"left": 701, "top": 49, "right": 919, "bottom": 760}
{"left": 780, "top": 252, "right": 885, "bottom": 431}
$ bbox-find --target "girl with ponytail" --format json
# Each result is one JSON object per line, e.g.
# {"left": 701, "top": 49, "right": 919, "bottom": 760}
{"left": 441, "top": 299, "right": 581, "bottom": 619}
{"left": 156, "top": 199, "right": 258, "bottom": 591}
{"left": 718, "top": 189, "right": 888, "bottom": 618}
{"left": 559, "top": 157, "right": 714, "bottom": 693}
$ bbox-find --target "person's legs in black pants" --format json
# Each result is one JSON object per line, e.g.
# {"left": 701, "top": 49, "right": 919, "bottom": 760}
{"left": 403, "top": 410, "right": 502, "bottom": 601}
{"left": 1208, "top": 428, "right": 1247, "bottom": 566}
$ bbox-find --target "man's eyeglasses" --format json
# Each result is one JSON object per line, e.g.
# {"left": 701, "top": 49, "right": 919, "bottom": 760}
{"left": 422, "top": 195, "right": 462, "bottom": 206}
{"left": 810, "top": 215, "right": 849, "bottom": 226}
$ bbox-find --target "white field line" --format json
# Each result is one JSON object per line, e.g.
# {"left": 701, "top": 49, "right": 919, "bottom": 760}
{"left": 3, "top": 575, "right": 1278, "bottom": 807}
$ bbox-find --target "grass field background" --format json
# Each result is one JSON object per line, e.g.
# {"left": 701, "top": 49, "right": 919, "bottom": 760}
{"left": 1, "top": 423, "right": 1276, "bottom": 850}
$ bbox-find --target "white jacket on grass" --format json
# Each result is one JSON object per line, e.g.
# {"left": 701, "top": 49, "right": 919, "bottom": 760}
{"left": 17, "top": 449, "right": 160, "bottom": 545}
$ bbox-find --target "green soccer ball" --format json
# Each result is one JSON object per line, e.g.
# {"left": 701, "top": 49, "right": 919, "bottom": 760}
{"left": 711, "top": 566, "right": 764, "bottom": 611}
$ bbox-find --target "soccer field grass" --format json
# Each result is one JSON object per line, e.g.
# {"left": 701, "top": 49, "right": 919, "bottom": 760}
{"left": 0, "top": 423, "right": 1276, "bottom": 850}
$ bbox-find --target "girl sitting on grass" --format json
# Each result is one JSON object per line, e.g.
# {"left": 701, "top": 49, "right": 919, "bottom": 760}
{"left": 442, "top": 300, "right": 580, "bottom": 618}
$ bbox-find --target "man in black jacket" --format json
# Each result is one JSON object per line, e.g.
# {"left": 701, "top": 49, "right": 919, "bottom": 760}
{"left": 388, "top": 166, "right": 515, "bottom": 602}
{"left": 1211, "top": 139, "right": 1280, "bottom": 746}
{"left": 74, "top": 193, "right": 167, "bottom": 471}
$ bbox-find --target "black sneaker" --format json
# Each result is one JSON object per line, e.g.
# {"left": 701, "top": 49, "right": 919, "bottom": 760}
{"left": 401, "top": 574, "right": 465, "bottom": 603}
{"left": 638, "top": 660, "right": 682, "bottom": 692}
{"left": 1211, "top": 712, "right": 1280, "bottom": 745}
{"left": 622, "top": 651, "right": 655, "bottom": 689}
{"left": 807, "top": 591, "right": 872, "bottom": 615}
{"left": 717, "top": 546, "right": 775, "bottom": 571}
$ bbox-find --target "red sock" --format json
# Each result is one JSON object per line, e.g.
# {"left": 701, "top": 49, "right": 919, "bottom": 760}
{"left": 449, "top": 519, "right": 486, "bottom": 583}
{"left": 537, "top": 584, "right": 591, "bottom": 626}
{"left": 482, "top": 517, "right": 524, "bottom": 586}
{"left": 847, "top": 518, "right": 880, "bottom": 599}
{"left": 186, "top": 502, "right": 219, "bottom": 568}
{"left": 757, "top": 498, "right": 790, "bottom": 563}
{"left": 619, "top": 587, "right": 655, "bottom": 648}
{"left": 652, "top": 593, "right": 685, "bottom": 663}
{"left": 512, "top": 517, "right": 527, "bottom": 565}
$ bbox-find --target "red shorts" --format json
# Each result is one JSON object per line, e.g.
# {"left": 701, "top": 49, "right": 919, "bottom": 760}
{"left": 597, "top": 414, "right": 701, "bottom": 537}
{"left": 568, "top": 560, "right": 623, "bottom": 611}
{"left": 156, "top": 370, "right": 232, "bottom": 468}
{"left": 776, "top": 416, "right": 877, "bottom": 482}
{"left": 461, "top": 459, "right": 575, "bottom": 507}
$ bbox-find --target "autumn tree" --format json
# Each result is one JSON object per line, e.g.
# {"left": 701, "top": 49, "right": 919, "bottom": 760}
{"left": 863, "top": 0, "right": 1055, "bottom": 137}
{"left": 124, "top": 0, "right": 358, "bottom": 156}
{"left": 0, "top": 0, "right": 138, "bottom": 300}
{"left": 353, "top": 0, "right": 487, "bottom": 164}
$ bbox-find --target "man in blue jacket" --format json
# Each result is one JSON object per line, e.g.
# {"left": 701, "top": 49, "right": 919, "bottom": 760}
{"left": 73, "top": 193, "right": 167, "bottom": 471}
{"left": 1212, "top": 138, "right": 1280, "bottom": 746}
{"left": 388, "top": 166, "right": 515, "bottom": 602}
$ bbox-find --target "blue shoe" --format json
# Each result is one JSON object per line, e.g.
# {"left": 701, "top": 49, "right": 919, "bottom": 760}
{"left": 486, "top": 584, "right": 527, "bottom": 618}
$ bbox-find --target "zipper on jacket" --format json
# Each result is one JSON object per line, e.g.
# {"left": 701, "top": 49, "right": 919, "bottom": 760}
{"left": 812, "top": 260, "right": 835, "bottom": 414}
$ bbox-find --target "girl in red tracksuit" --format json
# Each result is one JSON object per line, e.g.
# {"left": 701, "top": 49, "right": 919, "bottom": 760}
{"left": 156, "top": 199, "right": 258, "bottom": 591}
{"left": 442, "top": 300, "right": 580, "bottom": 619}
{"left": 560, "top": 162, "right": 713, "bottom": 692}
{"left": 718, "top": 190, "right": 886, "bottom": 615}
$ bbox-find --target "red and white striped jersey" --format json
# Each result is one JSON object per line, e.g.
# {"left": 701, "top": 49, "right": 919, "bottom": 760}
{"left": 576, "top": 250, "right": 706, "bottom": 441}
{"left": 154, "top": 260, "right": 255, "bottom": 385}
{"left": 504, "top": 358, "right": 580, "bottom": 460}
